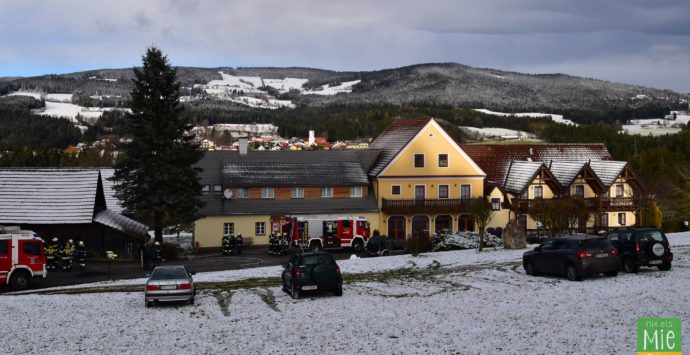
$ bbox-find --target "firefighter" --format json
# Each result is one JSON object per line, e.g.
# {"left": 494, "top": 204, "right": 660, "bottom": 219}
{"left": 61, "top": 239, "right": 74, "bottom": 271}
{"left": 221, "top": 234, "right": 231, "bottom": 255}
{"left": 235, "top": 234, "right": 243, "bottom": 255}
{"left": 45, "top": 238, "right": 59, "bottom": 270}
{"left": 75, "top": 241, "right": 87, "bottom": 270}
{"left": 268, "top": 233, "right": 276, "bottom": 255}
{"left": 228, "top": 234, "right": 237, "bottom": 255}
{"left": 151, "top": 241, "right": 162, "bottom": 267}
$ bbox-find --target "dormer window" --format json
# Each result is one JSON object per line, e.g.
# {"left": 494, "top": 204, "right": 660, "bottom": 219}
{"left": 213, "top": 184, "right": 222, "bottom": 194}
{"left": 202, "top": 185, "right": 210, "bottom": 194}
{"left": 438, "top": 154, "right": 448, "bottom": 167}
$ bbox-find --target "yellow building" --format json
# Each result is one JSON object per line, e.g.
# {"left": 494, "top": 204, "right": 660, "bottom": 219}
{"left": 369, "top": 117, "right": 486, "bottom": 238}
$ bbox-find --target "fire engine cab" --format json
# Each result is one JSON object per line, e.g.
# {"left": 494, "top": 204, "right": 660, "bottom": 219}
{"left": 0, "top": 227, "right": 46, "bottom": 290}
{"left": 281, "top": 215, "right": 371, "bottom": 252}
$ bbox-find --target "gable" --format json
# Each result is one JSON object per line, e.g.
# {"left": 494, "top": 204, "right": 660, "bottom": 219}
{"left": 378, "top": 119, "right": 485, "bottom": 177}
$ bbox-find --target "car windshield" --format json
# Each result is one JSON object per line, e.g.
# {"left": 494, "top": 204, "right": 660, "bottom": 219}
{"left": 579, "top": 239, "right": 611, "bottom": 250}
{"left": 640, "top": 231, "right": 665, "bottom": 243}
{"left": 303, "top": 254, "right": 335, "bottom": 266}
{"left": 151, "top": 268, "right": 188, "bottom": 280}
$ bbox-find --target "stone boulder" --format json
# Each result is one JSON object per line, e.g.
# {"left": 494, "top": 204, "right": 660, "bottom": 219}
{"left": 502, "top": 220, "right": 527, "bottom": 249}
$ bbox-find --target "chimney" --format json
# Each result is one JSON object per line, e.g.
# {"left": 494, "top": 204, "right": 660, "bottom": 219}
{"left": 239, "top": 136, "right": 248, "bottom": 155}
{"left": 308, "top": 130, "right": 315, "bottom": 147}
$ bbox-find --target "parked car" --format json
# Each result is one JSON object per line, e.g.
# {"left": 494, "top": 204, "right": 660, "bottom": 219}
{"left": 144, "top": 266, "right": 195, "bottom": 307}
{"left": 604, "top": 227, "right": 673, "bottom": 273}
{"left": 281, "top": 251, "right": 342, "bottom": 299}
{"left": 523, "top": 234, "right": 620, "bottom": 281}
{"left": 365, "top": 235, "right": 407, "bottom": 256}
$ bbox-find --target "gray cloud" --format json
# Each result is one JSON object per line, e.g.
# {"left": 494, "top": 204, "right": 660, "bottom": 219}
{"left": 0, "top": 0, "right": 688, "bottom": 92}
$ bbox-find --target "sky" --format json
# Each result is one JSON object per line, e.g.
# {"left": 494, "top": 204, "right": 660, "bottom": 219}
{"left": 1, "top": 0, "right": 689, "bottom": 93}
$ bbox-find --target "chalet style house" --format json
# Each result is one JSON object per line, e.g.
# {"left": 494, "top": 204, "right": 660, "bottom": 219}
{"left": 194, "top": 118, "right": 646, "bottom": 247}
{"left": 461, "top": 144, "right": 644, "bottom": 234}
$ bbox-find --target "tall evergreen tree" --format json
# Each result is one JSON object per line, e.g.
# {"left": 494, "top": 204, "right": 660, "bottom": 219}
{"left": 112, "top": 47, "right": 203, "bottom": 244}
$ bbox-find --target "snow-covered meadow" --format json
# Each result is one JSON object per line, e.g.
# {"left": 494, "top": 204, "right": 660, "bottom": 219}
{"left": 4, "top": 233, "right": 690, "bottom": 353}
{"left": 473, "top": 108, "right": 578, "bottom": 126}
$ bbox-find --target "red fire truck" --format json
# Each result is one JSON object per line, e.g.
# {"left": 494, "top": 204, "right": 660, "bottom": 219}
{"left": 281, "top": 215, "right": 371, "bottom": 252}
{"left": 0, "top": 227, "right": 46, "bottom": 290}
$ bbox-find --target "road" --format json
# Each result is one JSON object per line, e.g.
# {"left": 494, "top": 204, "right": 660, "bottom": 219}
{"left": 16, "top": 246, "right": 365, "bottom": 291}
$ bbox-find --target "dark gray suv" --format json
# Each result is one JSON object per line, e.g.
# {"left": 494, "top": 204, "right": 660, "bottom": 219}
{"left": 604, "top": 227, "right": 673, "bottom": 273}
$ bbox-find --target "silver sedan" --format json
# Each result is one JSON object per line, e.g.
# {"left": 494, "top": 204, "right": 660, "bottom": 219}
{"left": 144, "top": 266, "right": 196, "bottom": 307}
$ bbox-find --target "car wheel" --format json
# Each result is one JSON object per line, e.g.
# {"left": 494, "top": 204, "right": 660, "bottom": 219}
{"left": 381, "top": 250, "right": 390, "bottom": 257}
{"left": 9, "top": 271, "right": 30, "bottom": 291}
{"left": 189, "top": 297, "right": 195, "bottom": 305}
{"left": 334, "top": 287, "right": 343, "bottom": 296}
{"left": 565, "top": 264, "right": 581, "bottom": 281}
{"left": 281, "top": 278, "right": 289, "bottom": 293}
{"left": 145, "top": 300, "right": 152, "bottom": 308}
{"left": 657, "top": 262, "right": 672, "bottom": 271}
{"left": 623, "top": 258, "right": 639, "bottom": 273}
{"left": 524, "top": 262, "right": 536, "bottom": 276}
{"left": 352, "top": 240, "right": 364, "bottom": 253}
{"left": 291, "top": 283, "right": 300, "bottom": 300}
{"left": 604, "top": 270, "right": 618, "bottom": 277}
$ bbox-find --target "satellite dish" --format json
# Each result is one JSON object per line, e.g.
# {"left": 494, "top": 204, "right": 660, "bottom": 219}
{"left": 223, "top": 188, "right": 233, "bottom": 199}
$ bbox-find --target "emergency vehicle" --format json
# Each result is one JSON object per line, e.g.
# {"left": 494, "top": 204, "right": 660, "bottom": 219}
{"left": 0, "top": 227, "right": 46, "bottom": 290}
{"left": 280, "top": 215, "right": 371, "bottom": 252}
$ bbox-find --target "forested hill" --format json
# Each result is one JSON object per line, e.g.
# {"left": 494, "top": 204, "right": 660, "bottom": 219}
{"left": 1, "top": 63, "right": 686, "bottom": 116}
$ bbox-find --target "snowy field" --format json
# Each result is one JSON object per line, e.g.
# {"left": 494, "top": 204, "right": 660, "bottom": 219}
{"left": 459, "top": 126, "right": 537, "bottom": 140}
{"left": 473, "top": 108, "right": 578, "bottom": 126}
{"left": 4, "top": 233, "right": 690, "bottom": 353}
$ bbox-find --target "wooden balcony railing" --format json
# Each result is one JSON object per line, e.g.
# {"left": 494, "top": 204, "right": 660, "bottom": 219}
{"left": 512, "top": 197, "right": 637, "bottom": 212}
{"left": 381, "top": 198, "right": 480, "bottom": 214}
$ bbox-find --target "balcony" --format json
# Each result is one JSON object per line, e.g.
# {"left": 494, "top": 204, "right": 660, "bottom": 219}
{"left": 512, "top": 197, "right": 637, "bottom": 212}
{"left": 381, "top": 198, "right": 479, "bottom": 214}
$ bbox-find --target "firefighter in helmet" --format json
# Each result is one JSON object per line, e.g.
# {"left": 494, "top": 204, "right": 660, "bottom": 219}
{"left": 60, "top": 239, "right": 74, "bottom": 271}
{"left": 268, "top": 233, "right": 276, "bottom": 255}
{"left": 221, "top": 234, "right": 231, "bottom": 255}
{"left": 235, "top": 234, "right": 243, "bottom": 255}
{"left": 45, "top": 237, "right": 59, "bottom": 270}
{"left": 75, "top": 240, "right": 87, "bottom": 270}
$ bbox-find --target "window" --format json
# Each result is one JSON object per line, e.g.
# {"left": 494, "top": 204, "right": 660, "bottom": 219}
{"left": 541, "top": 240, "right": 556, "bottom": 251}
{"left": 491, "top": 198, "right": 501, "bottom": 211}
{"left": 438, "top": 154, "right": 448, "bottom": 167}
{"left": 321, "top": 186, "right": 333, "bottom": 198}
{"left": 213, "top": 184, "right": 222, "bottom": 193}
{"left": 618, "top": 213, "right": 626, "bottom": 226}
{"left": 0, "top": 240, "right": 8, "bottom": 254}
{"left": 255, "top": 222, "right": 266, "bottom": 235}
{"left": 202, "top": 185, "right": 210, "bottom": 194}
{"left": 261, "top": 187, "right": 274, "bottom": 199}
{"left": 534, "top": 186, "right": 543, "bottom": 199}
{"left": 615, "top": 184, "right": 624, "bottom": 197}
{"left": 600, "top": 213, "right": 609, "bottom": 227}
{"left": 575, "top": 185, "right": 585, "bottom": 198}
{"left": 460, "top": 184, "right": 471, "bottom": 199}
{"left": 414, "top": 185, "right": 425, "bottom": 200}
{"left": 350, "top": 186, "right": 363, "bottom": 198}
{"left": 236, "top": 188, "right": 250, "bottom": 199}
{"left": 438, "top": 185, "right": 449, "bottom": 199}
{"left": 292, "top": 187, "right": 304, "bottom": 199}
{"left": 391, "top": 185, "right": 401, "bottom": 195}
{"left": 223, "top": 223, "right": 234, "bottom": 236}
{"left": 23, "top": 241, "right": 40, "bottom": 255}
{"left": 414, "top": 154, "right": 425, "bottom": 168}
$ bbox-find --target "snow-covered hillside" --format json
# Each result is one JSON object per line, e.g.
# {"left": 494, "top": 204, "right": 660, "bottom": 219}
{"left": 460, "top": 126, "right": 537, "bottom": 141}
{"left": 621, "top": 110, "right": 690, "bottom": 136}
{"left": 189, "top": 71, "right": 359, "bottom": 109}
{"left": 474, "top": 108, "right": 578, "bottom": 126}
{"left": 5, "top": 233, "right": 689, "bottom": 353}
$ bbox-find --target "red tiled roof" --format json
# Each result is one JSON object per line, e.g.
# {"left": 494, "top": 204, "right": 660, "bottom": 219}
{"left": 460, "top": 144, "right": 612, "bottom": 185}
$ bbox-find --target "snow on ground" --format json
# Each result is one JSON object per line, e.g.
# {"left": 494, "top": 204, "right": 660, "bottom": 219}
{"left": 7, "top": 91, "right": 43, "bottom": 100}
{"left": 460, "top": 126, "right": 536, "bottom": 140}
{"left": 621, "top": 112, "right": 690, "bottom": 136}
{"left": 44, "top": 93, "right": 73, "bottom": 103}
{"left": 473, "top": 108, "right": 578, "bottom": 126}
{"left": 5, "top": 238, "right": 690, "bottom": 353}
{"left": 302, "top": 80, "right": 361, "bottom": 96}
{"left": 204, "top": 71, "right": 306, "bottom": 94}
